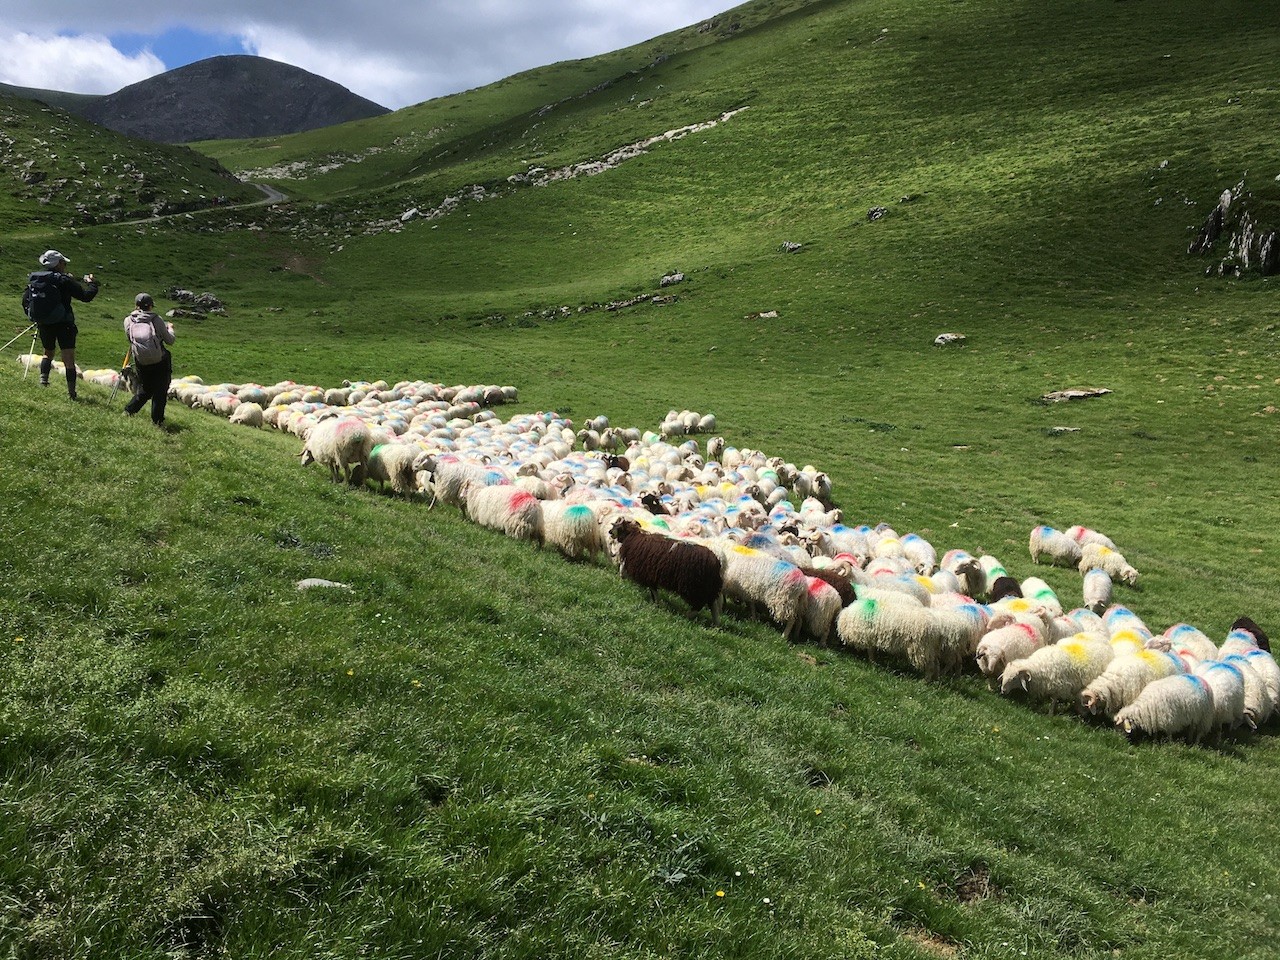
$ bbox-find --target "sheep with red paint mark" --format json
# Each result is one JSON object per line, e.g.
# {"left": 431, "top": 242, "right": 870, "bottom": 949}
{"left": 462, "top": 481, "right": 545, "bottom": 545}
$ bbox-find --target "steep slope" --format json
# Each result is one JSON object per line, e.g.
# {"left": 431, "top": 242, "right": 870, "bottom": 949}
{"left": 2, "top": 1, "right": 1280, "bottom": 958}
{"left": 0, "top": 81, "right": 100, "bottom": 114}
{"left": 0, "top": 92, "right": 261, "bottom": 232}
{"left": 81, "top": 55, "right": 390, "bottom": 143}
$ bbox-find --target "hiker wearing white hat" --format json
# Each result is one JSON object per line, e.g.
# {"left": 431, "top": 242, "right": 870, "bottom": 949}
{"left": 22, "top": 250, "right": 99, "bottom": 398}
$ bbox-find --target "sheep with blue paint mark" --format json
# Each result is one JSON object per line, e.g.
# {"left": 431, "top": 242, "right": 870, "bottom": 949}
{"left": 1193, "top": 660, "right": 1247, "bottom": 739}
{"left": 542, "top": 501, "right": 608, "bottom": 562}
{"left": 718, "top": 545, "right": 809, "bottom": 640}
{"left": 1029, "top": 525, "right": 1083, "bottom": 567}
{"left": 1220, "top": 654, "right": 1275, "bottom": 729}
{"left": 1114, "top": 674, "right": 1215, "bottom": 742}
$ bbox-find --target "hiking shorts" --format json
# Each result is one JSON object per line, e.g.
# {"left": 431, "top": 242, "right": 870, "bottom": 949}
{"left": 37, "top": 323, "right": 77, "bottom": 351}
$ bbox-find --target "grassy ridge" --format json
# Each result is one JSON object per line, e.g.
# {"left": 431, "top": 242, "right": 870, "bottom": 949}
{"left": 4, "top": 0, "right": 1280, "bottom": 956}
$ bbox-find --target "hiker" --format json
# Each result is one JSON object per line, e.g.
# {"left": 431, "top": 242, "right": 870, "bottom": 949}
{"left": 122, "top": 293, "right": 176, "bottom": 427}
{"left": 22, "top": 249, "right": 99, "bottom": 399}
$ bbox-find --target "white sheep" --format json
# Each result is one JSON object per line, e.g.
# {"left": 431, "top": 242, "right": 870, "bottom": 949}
{"left": 974, "top": 602, "right": 1052, "bottom": 680}
{"left": 1221, "top": 654, "right": 1276, "bottom": 729}
{"left": 362, "top": 443, "right": 419, "bottom": 496}
{"left": 836, "top": 592, "right": 927, "bottom": 664}
{"left": 1079, "top": 647, "right": 1185, "bottom": 718}
{"left": 999, "top": 632, "right": 1115, "bottom": 714}
{"left": 1114, "top": 674, "right": 1215, "bottom": 742}
{"left": 1230, "top": 649, "right": 1280, "bottom": 719}
{"left": 1160, "top": 623, "right": 1218, "bottom": 663}
{"left": 1029, "top": 525, "right": 1083, "bottom": 567}
{"left": 542, "top": 501, "right": 607, "bottom": 562}
{"left": 1078, "top": 542, "right": 1138, "bottom": 587}
{"left": 718, "top": 546, "right": 809, "bottom": 639}
{"left": 463, "top": 482, "right": 545, "bottom": 545}
{"left": 900, "top": 533, "right": 937, "bottom": 575}
{"left": 229, "top": 401, "right": 264, "bottom": 428}
{"left": 1020, "top": 577, "right": 1063, "bottom": 617}
{"left": 1083, "top": 568, "right": 1112, "bottom": 615}
{"left": 978, "top": 554, "right": 1009, "bottom": 596}
{"left": 1065, "top": 525, "right": 1118, "bottom": 551}
{"left": 941, "top": 549, "right": 985, "bottom": 598}
{"left": 1193, "top": 660, "right": 1247, "bottom": 739}
{"left": 801, "top": 575, "right": 843, "bottom": 645}
{"left": 300, "top": 417, "right": 374, "bottom": 484}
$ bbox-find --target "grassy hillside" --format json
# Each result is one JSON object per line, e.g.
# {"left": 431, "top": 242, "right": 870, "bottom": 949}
{"left": 3, "top": 0, "right": 1280, "bottom": 957}
{"left": 0, "top": 92, "right": 261, "bottom": 235}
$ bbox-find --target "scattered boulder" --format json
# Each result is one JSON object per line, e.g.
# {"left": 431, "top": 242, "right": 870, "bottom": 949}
{"left": 295, "top": 578, "right": 353, "bottom": 592}
{"left": 933, "top": 332, "right": 967, "bottom": 347}
{"left": 868, "top": 206, "right": 888, "bottom": 222}
{"left": 660, "top": 272, "right": 685, "bottom": 287}
{"left": 780, "top": 241, "right": 803, "bottom": 253}
{"left": 1041, "top": 388, "right": 1112, "bottom": 403}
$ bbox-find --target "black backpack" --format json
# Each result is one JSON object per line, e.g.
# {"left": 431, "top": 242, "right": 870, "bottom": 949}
{"left": 24, "top": 271, "right": 68, "bottom": 324}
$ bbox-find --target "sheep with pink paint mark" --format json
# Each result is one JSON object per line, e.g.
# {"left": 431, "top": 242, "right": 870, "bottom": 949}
{"left": 974, "top": 600, "right": 1054, "bottom": 679}
{"left": 300, "top": 417, "right": 374, "bottom": 484}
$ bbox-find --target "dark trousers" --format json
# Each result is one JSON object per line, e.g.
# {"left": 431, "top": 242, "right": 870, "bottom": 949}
{"left": 125, "top": 352, "right": 173, "bottom": 424}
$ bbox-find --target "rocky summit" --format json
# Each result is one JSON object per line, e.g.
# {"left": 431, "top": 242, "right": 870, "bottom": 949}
{"left": 80, "top": 55, "right": 390, "bottom": 143}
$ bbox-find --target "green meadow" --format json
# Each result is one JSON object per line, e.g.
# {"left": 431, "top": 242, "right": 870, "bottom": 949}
{"left": 2, "top": 0, "right": 1279, "bottom": 956}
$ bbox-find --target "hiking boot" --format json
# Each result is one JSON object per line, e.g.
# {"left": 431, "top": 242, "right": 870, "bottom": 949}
{"left": 68, "top": 388, "right": 78, "bottom": 400}
{"left": 39, "top": 378, "right": 49, "bottom": 387}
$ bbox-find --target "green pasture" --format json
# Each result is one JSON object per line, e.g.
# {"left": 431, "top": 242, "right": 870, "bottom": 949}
{"left": 2, "top": 0, "right": 1279, "bottom": 956}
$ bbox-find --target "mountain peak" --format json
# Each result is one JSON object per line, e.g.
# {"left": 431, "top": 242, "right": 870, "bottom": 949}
{"left": 82, "top": 55, "right": 390, "bottom": 143}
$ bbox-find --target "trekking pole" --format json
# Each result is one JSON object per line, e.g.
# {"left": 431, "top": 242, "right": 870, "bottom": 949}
{"left": 21, "top": 327, "right": 38, "bottom": 380}
{"left": 2, "top": 322, "right": 35, "bottom": 353}
{"left": 109, "top": 347, "right": 132, "bottom": 404}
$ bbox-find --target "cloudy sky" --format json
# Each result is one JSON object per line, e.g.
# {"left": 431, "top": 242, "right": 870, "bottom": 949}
{"left": 0, "top": 1, "right": 735, "bottom": 110}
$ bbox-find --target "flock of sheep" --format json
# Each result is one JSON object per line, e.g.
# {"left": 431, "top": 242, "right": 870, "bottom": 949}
{"left": 24, "top": 356, "right": 1278, "bottom": 746}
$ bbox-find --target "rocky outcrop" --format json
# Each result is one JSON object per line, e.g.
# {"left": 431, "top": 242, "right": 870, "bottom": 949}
{"left": 1189, "top": 180, "right": 1280, "bottom": 276}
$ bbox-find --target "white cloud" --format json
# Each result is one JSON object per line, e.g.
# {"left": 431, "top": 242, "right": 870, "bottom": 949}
{"left": 0, "top": 31, "right": 165, "bottom": 93}
{"left": 238, "top": 25, "right": 422, "bottom": 108}
{"left": 0, "top": 2, "right": 735, "bottom": 108}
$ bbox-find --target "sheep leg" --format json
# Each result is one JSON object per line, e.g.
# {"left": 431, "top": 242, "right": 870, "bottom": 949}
{"left": 711, "top": 595, "right": 723, "bottom": 628}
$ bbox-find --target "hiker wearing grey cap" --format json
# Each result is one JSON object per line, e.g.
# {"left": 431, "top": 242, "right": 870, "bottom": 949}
{"left": 21, "top": 249, "right": 99, "bottom": 399}
{"left": 122, "top": 293, "right": 176, "bottom": 427}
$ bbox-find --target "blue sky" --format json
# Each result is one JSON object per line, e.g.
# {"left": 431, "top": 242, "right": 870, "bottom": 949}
{"left": 0, "top": 2, "right": 736, "bottom": 110}
{"left": 109, "top": 26, "right": 248, "bottom": 68}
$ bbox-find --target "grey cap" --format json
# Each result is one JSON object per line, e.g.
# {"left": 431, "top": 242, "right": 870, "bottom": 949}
{"left": 135, "top": 293, "right": 154, "bottom": 308}
{"left": 39, "top": 250, "right": 69, "bottom": 268}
